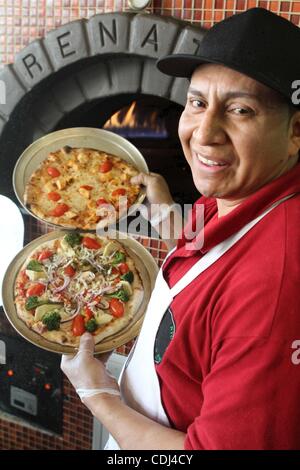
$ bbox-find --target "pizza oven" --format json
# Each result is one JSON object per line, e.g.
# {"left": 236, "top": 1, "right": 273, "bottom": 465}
{"left": 0, "top": 12, "right": 205, "bottom": 206}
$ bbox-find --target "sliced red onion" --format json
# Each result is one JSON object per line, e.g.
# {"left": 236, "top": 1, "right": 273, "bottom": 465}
{"left": 99, "top": 299, "right": 110, "bottom": 309}
{"left": 60, "top": 299, "right": 83, "bottom": 323}
{"left": 87, "top": 298, "right": 109, "bottom": 309}
{"left": 53, "top": 275, "right": 71, "bottom": 293}
{"left": 85, "top": 258, "right": 105, "bottom": 272}
{"left": 92, "top": 285, "right": 118, "bottom": 296}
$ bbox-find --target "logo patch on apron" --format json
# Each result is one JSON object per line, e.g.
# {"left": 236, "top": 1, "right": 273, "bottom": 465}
{"left": 154, "top": 307, "right": 176, "bottom": 364}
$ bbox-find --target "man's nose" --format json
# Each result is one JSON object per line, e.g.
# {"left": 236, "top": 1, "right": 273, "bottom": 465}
{"left": 192, "top": 110, "right": 227, "bottom": 145}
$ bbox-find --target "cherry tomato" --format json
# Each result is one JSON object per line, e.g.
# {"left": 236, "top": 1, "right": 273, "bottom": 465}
{"left": 26, "top": 283, "right": 46, "bottom": 297}
{"left": 47, "top": 191, "right": 61, "bottom": 202}
{"left": 111, "top": 267, "right": 119, "bottom": 275}
{"left": 82, "top": 236, "right": 101, "bottom": 250}
{"left": 72, "top": 314, "right": 86, "bottom": 336}
{"left": 64, "top": 265, "right": 76, "bottom": 277}
{"left": 118, "top": 263, "right": 129, "bottom": 274}
{"left": 109, "top": 298, "right": 124, "bottom": 318}
{"left": 83, "top": 306, "right": 93, "bottom": 322}
{"left": 112, "top": 188, "right": 126, "bottom": 197}
{"left": 80, "top": 185, "right": 93, "bottom": 190}
{"left": 96, "top": 197, "right": 108, "bottom": 206}
{"left": 38, "top": 249, "right": 53, "bottom": 261}
{"left": 49, "top": 203, "right": 70, "bottom": 217}
{"left": 47, "top": 167, "right": 61, "bottom": 178}
{"left": 93, "top": 295, "right": 102, "bottom": 304}
{"left": 99, "top": 161, "right": 113, "bottom": 173}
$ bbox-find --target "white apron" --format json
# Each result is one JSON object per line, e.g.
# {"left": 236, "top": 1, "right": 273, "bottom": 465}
{"left": 105, "top": 194, "right": 294, "bottom": 450}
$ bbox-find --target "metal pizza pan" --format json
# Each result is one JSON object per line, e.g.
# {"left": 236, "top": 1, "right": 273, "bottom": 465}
{"left": 2, "top": 230, "right": 159, "bottom": 355}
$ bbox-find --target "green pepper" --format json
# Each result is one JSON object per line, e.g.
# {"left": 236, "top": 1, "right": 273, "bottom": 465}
{"left": 25, "top": 296, "right": 46, "bottom": 310}
{"left": 26, "top": 260, "right": 43, "bottom": 272}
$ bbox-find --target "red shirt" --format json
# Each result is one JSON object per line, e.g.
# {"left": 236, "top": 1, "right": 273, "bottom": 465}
{"left": 155, "top": 163, "right": 300, "bottom": 450}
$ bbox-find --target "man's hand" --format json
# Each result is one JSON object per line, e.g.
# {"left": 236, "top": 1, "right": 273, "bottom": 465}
{"left": 62, "top": 336, "right": 186, "bottom": 450}
{"left": 61, "top": 333, "right": 119, "bottom": 394}
{"left": 131, "top": 172, "right": 173, "bottom": 206}
{"left": 131, "top": 172, "right": 182, "bottom": 251}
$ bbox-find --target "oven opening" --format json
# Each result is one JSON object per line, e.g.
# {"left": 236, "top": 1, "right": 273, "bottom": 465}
{"left": 103, "top": 99, "right": 168, "bottom": 139}
{"left": 54, "top": 94, "right": 198, "bottom": 206}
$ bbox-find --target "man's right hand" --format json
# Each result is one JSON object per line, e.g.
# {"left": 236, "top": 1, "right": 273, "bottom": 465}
{"left": 131, "top": 172, "right": 173, "bottom": 206}
{"left": 131, "top": 172, "right": 182, "bottom": 250}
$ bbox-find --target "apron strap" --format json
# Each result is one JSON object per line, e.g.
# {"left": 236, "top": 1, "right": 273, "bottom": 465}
{"left": 170, "top": 194, "right": 295, "bottom": 299}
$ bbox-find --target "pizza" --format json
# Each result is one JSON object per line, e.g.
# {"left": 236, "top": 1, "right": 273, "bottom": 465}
{"left": 14, "top": 233, "right": 144, "bottom": 348}
{"left": 24, "top": 146, "right": 141, "bottom": 229}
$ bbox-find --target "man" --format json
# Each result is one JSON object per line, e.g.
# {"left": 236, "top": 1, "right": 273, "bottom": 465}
{"left": 61, "top": 8, "right": 300, "bottom": 449}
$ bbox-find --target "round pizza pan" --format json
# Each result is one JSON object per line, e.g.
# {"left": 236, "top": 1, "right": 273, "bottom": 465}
{"left": 1, "top": 230, "right": 159, "bottom": 355}
{"left": 13, "top": 127, "right": 148, "bottom": 230}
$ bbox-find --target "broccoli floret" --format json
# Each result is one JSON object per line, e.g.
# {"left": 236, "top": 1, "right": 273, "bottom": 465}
{"left": 25, "top": 296, "right": 46, "bottom": 310}
{"left": 121, "top": 271, "right": 134, "bottom": 283}
{"left": 112, "top": 251, "right": 126, "bottom": 265}
{"left": 85, "top": 318, "right": 98, "bottom": 333}
{"left": 108, "top": 288, "right": 129, "bottom": 303}
{"left": 26, "top": 260, "right": 43, "bottom": 272}
{"left": 42, "top": 311, "right": 61, "bottom": 331}
{"left": 64, "top": 232, "right": 83, "bottom": 247}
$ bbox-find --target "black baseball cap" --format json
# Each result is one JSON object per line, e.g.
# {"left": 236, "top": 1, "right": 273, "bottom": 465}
{"left": 157, "top": 8, "right": 300, "bottom": 105}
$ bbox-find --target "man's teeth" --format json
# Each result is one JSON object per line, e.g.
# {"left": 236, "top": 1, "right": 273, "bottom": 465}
{"left": 197, "top": 154, "right": 227, "bottom": 166}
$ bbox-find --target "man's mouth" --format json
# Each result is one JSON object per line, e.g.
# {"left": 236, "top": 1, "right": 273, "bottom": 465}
{"left": 196, "top": 153, "right": 228, "bottom": 167}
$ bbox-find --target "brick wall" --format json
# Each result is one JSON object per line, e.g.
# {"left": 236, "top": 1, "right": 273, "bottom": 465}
{"left": 1, "top": 0, "right": 299, "bottom": 66}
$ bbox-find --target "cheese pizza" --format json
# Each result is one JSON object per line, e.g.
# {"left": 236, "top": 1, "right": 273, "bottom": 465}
{"left": 24, "top": 146, "right": 141, "bottom": 229}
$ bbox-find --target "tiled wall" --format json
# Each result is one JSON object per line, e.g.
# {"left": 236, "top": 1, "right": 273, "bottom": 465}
{"left": 0, "top": 0, "right": 300, "bottom": 67}
{"left": 0, "top": 380, "right": 93, "bottom": 450}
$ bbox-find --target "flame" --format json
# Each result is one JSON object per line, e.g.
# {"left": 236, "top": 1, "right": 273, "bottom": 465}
{"left": 104, "top": 101, "right": 163, "bottom": 132}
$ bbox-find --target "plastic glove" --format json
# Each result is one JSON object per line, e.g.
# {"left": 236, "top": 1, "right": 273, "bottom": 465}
{"left": 61, "top": 333, "right": 120, "bottom": 402}
{"left": 131, "top": 172, "right": 174, "bottom": 207}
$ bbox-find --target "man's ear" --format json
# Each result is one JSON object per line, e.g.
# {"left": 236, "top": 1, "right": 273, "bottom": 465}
{"left": 288, "top": 111, "right": 300, "bottom": 156}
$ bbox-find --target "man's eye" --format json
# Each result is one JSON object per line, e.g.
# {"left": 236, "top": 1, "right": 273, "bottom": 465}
{"left": 229, "top": 107, "right": 252, "bottom": 115}
{"left": 188, "top": 98, "right": 206, "bottom": 109}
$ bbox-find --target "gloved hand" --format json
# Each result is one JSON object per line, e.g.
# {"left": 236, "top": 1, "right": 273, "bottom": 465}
{"left": 131, "top": 172, "right": 177, "bottom": 225}
{"left": 61, "top": 333, "right": 120, "bottom": 403}
{"left": 131, "top": 172, "right": 174, "bottom": 207}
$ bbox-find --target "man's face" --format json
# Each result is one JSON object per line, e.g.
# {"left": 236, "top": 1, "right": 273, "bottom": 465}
{"left": 179, "top": 64, "right": 297, "bottom": 201}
